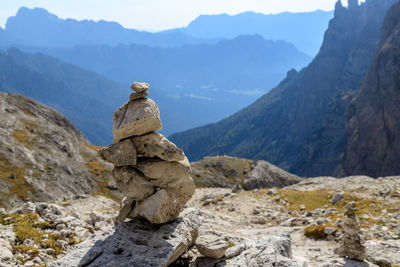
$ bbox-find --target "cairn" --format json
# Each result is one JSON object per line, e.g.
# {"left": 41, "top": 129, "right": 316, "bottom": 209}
{"left": 98, "top": 82, "right": 195, "bottom": 224}
{"left": 334, "top": 201, "right": 367, "bottom": 261}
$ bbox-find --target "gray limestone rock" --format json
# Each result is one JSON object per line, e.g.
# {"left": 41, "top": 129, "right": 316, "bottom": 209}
{"left": 135, "top": 157, "right": 191, "bottom": 188}
{"left": 331, "top": 193, "right": 343, "bottom": 204}
{"left": 132, "top": 132, "right": 185, "bottom": 162}
{"left": 50, "top": 208, "right": 203, "bottom": 267}
{"left": 129, "top": 91, "right": 149, "bottom": 100}
{"left": 112, "top": 167, "right": 154, "bottom": 200}
{"left": 113, "top": 98, "right": 162, "bottom": 143}
{"left": 129, "top": 177, "right": 195, "bottom": 224}
{"left": 97, "top": 139, "right": 137, "bottom": 167}
{"left": 114, "top": 197, "right": 135, "bottom": 225}
{"left": 195, "top": 234, "right": 229, "bottom": 259}
{"left": 130, "top": 82, "right": 150, "bottom": 93}
{"left": 22, "top": 202, "right": 36, "bottom": 214}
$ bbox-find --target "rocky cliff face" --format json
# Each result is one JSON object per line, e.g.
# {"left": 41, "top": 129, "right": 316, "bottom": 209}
{"left": 171, "top": 0, "right": 398, "bottom": 177}
{"left": 338, "top": 2, "right": 400, "bottom": 177}
{"left": 0, "top": 92, "right": 119, "bottom": 209}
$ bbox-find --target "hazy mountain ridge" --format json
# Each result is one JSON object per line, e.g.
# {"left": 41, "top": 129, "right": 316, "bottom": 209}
{"left": 3, "top": 7, "right": 216, "bottom": 49}
{"left": 338, "top": 2, "right": 400, "bottom": 177}
{"left": 20, "top": 35, "right": 311, "bottom": 136}
{"left": 0, "top": 48, "right": 127, "bottom": 145}
{"left": 170, "top": 0, "right": 399, "bottom": 177}
{"left": 167, "top": 10, "right": 333, "bottom": 55}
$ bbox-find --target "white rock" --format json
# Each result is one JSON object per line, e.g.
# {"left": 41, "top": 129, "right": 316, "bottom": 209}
{"left": 113, "top": 98, "right": 162, "bottom": 143}
{"left": 130, "top": 82, "right": 149, "bottom": 93}
{"left": 132, "top": 132, "right": 185, "bottom": 162}
{"left": 131, "top": 177, "right": 195, "bottom": 224}
{"left": 97, "top": 139, "right": 137, "bottom": 167}
{"left": 50, "top": 208, "right": 203, "bottom": 267}
{"left": 22, "top": 202, "right": 36, "bottom": 214}
{"left": 196, "top": 235, "right": 229, "bottom": 259}
{"left": 135, "top": 157, "right": 191, "bottom": 188}
{"left": 112, "top": 167, "right": 154, "bottom": 200}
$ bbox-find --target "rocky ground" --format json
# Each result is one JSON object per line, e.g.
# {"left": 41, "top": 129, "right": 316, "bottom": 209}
{"left": 0, "top": 175, "right": 399, "bottom": 267}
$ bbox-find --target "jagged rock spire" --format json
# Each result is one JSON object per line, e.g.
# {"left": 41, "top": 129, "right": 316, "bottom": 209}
{"left": 334, "top": 1, "right": 346, "bottom": 16}
{"left": 348, "top": 0, "right": 359, "bottom": 9}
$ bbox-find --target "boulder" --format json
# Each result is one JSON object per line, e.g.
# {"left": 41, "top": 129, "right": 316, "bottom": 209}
{"left": 113, "top": 98, "right": 162, "bottom": 143}
{"left": 50, "top": 208, "right": 203, "bottom": 267}
{"left": 112, "top": 167, "right": 154, "bottom": 200}
{"left": 135, "top": 157, "right": 191, "bottom": 188}
{"left": 97, "top": 139, "right": 137, "bottom": 167}
{"left": 195, "top": 234, "right": 229, "bottom": 259}
{"left": 132, "top": 132, "right": 185, "bottom": 162}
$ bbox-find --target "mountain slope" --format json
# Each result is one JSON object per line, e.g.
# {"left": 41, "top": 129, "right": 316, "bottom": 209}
{"left": 0, "top": 92, "right": 118, "bottom": 209}
{"left": 170, "top": 0, "right": 399, "bottom": 176}
{"left": 0, "top": 48, "right": 126, "bottom": 145}
{"left": 338, "top": 2, "right": 400, "bottom": 177}
{"left": 21, "top": 35, "right": 311, "bottom": 135}
{"left": 169, "top": 10, "right": 333, "bottom": 55}
{"left": 4, "top": 7, "right": 215, "bottom": 48}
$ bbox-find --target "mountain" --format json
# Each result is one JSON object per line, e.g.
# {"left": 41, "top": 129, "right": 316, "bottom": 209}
{"left": 165, "top": 10, "right": 333, "bottom": 55}
{"left": 20, "top": 35, "right": 311, "bottom": 135}
{"left": 3, "top": 7, "right": 216, "bottom": 49}
{"left": 170, "top": 0, "right": 399, "bottom": 177}
{"left": 0, "top": 92, "right": 119, "bottom": 209}
{"left": 0, "top": 48, "right": 127, "bottom": 145}
{"left": 337, "top": 2, "right": 400, "bottom": 177}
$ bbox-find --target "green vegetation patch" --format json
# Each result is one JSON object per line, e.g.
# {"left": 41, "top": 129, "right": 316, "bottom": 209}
{"left": 0, "top": 153, "right": 35, "bottom": 201}
{"left": 12, "top": 130, "right": 29, "bottom": 143}
{"left": 0, "top": 213, "right": 76, "bottom": 261}
{"left": 304, "top": 223, "right": 338, "bottom": 240}
{"left": 278, "top": 189, "right": 332, "bottom": 212}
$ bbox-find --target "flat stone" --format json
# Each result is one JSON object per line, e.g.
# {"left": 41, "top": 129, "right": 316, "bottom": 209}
{"left": 49, "top": 208, "right": 203, "bottom": 267}
{"left": 131, "top": 82, "right": 150, "bottom": 92}
{"left": 132, "top": 132, "right": 185, "bottom": 162}
{"left": 135, "top": 157, "right": 191, "bottom": 188}
{"left": 114, "top": 197, "right": 135, "bottom": 225}
{"left": 97, "top": 139, "right": 137, "bottom": 167}
{"left": 129, "top": 91, "right": 149, "bottom": 101}
{"left": 112, "top": 167, "right": 154, "bottom": 200}
{"left": 196, "top": 235, "right": 229, "bottom": 259}
{"left": 113, "top": 98, "right": 162, "bottom": 143}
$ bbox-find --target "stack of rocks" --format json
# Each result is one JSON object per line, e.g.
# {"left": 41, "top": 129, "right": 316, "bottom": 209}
{"left": 334, "top": 201, "right": 367, "bottom": 261}
{"left": 99, "top": 82, "right": 195, "bottom": 224}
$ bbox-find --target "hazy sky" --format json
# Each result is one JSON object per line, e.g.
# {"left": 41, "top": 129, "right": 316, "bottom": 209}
{"left": 0, "top": 0, "right": 354, "bottom": 31}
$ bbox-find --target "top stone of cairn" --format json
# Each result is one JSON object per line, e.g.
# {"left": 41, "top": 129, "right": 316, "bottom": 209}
{"left": 131, "top": 82, "right": 150, "bottom": 93}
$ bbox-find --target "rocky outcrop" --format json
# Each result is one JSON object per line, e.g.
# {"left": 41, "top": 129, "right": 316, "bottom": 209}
{"left": 50, "top": 208, "right": 203, "bottom": 267}
{"left": 0, "top": 92, "right": 118, "bottom": 209}
{"left": 338, "top": 2, "right": 400, "bottom": 177}
{"left": 99, "top": 82, "right": 195, "bottom": 224}
{"left": 170, "top": 0, "right": 398, "bottom": 177}
{"left": 191, "top": 156, "right": 302, "bottom": 189}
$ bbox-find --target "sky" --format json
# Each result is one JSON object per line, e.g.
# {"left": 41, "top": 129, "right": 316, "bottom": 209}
{"left": 0, "top": 0, "right": 354, "bottom": 31}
